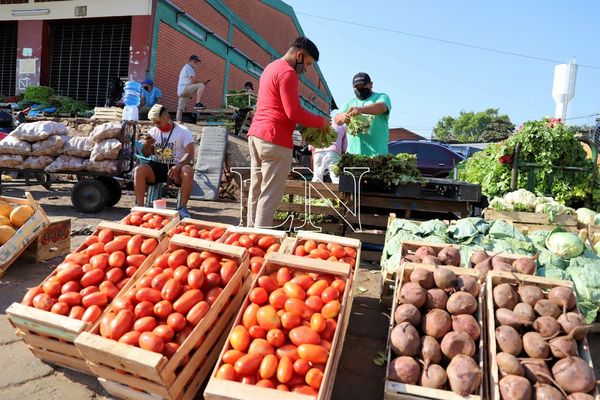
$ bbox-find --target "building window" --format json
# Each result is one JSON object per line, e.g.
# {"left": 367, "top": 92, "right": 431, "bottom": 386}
{"left": 0, "top": 22, "right": 17, "bottom": 97}
{"left": 0, "top": 0, "right": 29, "bottom": 4}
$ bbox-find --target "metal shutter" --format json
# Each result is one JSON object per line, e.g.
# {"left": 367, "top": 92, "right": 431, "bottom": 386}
{"left": 0, "top": 22, "right": 17, "bottom": 97}
{"left": 48, "top": 18, "right": 131, "bottom": 107}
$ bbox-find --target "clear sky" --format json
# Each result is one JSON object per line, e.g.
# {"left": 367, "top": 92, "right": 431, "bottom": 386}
{"left": 285, "top": 0, "right": 600, "bottom": 138}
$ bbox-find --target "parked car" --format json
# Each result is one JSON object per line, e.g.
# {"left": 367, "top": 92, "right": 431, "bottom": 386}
{"left": 447, "top": 144, "right": 483, "bottom": 159}
{"left": 388, "top": 140, "right": 465, "bottom": 177}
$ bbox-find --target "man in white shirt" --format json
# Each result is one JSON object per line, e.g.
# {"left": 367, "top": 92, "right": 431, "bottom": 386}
{"left": 176, "top": 55, "right": 210, "bottom": 121}
{"left": 135, "top": 104, "right": 195, "bottom": 218}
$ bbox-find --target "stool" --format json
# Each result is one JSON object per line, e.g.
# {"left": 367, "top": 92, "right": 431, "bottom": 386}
{"left": 144, "top": 183, "right": 182, "bottom": 209}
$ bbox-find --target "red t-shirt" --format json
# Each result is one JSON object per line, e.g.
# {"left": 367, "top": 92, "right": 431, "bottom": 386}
{"left": 248, "top": 59, "right": 326, "bottom": 149}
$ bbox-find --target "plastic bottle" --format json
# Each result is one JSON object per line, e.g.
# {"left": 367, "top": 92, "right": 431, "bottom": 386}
{"left": 122, "top": 80, "right": 141, "bottom": 121}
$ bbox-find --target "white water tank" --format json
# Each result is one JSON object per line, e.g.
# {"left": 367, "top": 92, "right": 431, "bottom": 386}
{"left": 552, "top": 60, "right": 577, "bottom": 121}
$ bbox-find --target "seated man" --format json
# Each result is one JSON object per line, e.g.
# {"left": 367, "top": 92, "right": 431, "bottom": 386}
{"left": 140, "top": 79, "right": 162, "bottom": 113}
{"left": 134, "top": 104, "right": 195, "bottom": 218}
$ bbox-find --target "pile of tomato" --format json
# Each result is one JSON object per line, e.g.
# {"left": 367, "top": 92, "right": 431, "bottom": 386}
{"left": 96, "top": 246, "right": 242, "bottom": 357}
{"left": 168, "top": 224, "right": 226, "bottom": 241}
{"left": 214, "top": 266, "right": 346, "bottom": 396}
{"left": 21, "top": 229, "right": 158, "bottom": 324}
{"left": 122, "top": 211, "right": 172, "bottom": 230}
{"left": 294, "top": 240, "right": 357, "bottom": 269}
{"left": 222, "top": 233, "right": 280, "bottom": 274}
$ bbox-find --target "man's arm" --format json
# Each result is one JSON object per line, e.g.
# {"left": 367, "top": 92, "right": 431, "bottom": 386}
{"left": 140, "top": 136, "right": 155, "bottom": 157}
{"left": 349, "top": 102, "right": 388, "bottom": 116}
{"left": 279, "top": 71, "right": 328, "bottom": 129}
{"left": 178, "top": 142, "right": 195, "bottom": 166}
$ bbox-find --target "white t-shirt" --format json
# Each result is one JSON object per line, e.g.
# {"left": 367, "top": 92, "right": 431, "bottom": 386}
{"left": 149, "top": 124, "right": 194, "bottom": 164}
{"left": 177, "top": 63, "right": 196, "bottom": 96}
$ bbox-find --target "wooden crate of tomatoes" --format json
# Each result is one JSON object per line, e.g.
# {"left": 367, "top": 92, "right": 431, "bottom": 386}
{"left": 220, "top": 227, "right": 287, "bottom": 276}
{"left": 204, "top": 252, "right": 352, "bottom": 400}
{"left": 6, "top": 222, "right": 165, "bottom": 375}
{"left": 168, "top": 218, "right": 231, "bottom": 242}
{"left": 74, "top": 235, "right": 252, "bottom": 400}
{"left": 121, "top": 206, "right": 179, "bottom": 235}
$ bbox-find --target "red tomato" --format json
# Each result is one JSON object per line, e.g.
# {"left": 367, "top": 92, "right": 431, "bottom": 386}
{"left": 104, "top": 236, "right": 130, "bottom": 253}
{"left": 139, "top": 332, "right": 164, "bottom": 353}
{"left": 106, "top": 268, "right": 124, "bottom": 285}
{"left": 109, "top": 309, "right": 135, "bottom": 340}
{"left": 22, "top": 286, "right": 42, "bottom": 306}
{"left": 125, "top": 266, "right": 137, "bottom": 277}
{"left": 136, "top": 288, "right": 162, "bottom": 303}
{"left": 84, "top": 235, "right": 99, "bottom": 246}
{"left": 173, "top": 266, "right": 189, "bottom": 282}
{"left": 256, "top": 305, "right": 281, "bottom": 330}
{"left": 205, "top": 287, "right": 223, "bottom": 305}
{"left": 305, "top": 295, "right": 324, "bottom": 312}
{"left": 112, "top": 297, "right": 134, "bottom": 312}
{"left": 289, "top": 326, "right": 321, "bottom": 346}
{"left": 151, "top": 272, "right": 170, "bottom": 291}
{"left": 58, "top": 292, "right": 81, "bottom": 307}
{"left": 331, "top": 279, "right": 346, "bottom": 295}
{"left": 258, "top": 236, "right": 275, "bottom": 250}
{"left": 266, "top": 329, "right": 286, "bottom": 348}
{"left": 321, "top": 319, "right": 337, "bottom": 342}
{"left": 223, "top": 349, "right": 245, "bottom": 365}
{"left": 321, "top": 300, "right": 341, "bottom": 319}
{"left": 66, "top": 252, "right": 89, "bottom": 265}
{"left": 119, "top": 331, "right": 141, "bottom": 346}
{"left": 126, "top": 235, "right": 143, "bottom": 255}
{"left": 277, "top": 356, "right": 294, "bottom": 383}
{"left": 80, "top": 285, "right": 99, "bottom": 297}
{"left": 126, "top": 254, "right": 146, "bottom": 268}
{"left": 293, "top": 359, "right": 311, "bottom": 376}
{"left": 173, "top": 289, "right": 203, "bottom": 314}
{"left": 42, "top": 279, "right": 62, "bottom": 297}
{"left": 166, "top": 312, "right": 186, "bottom": 332}
{"left": 249, "top": 325, "right": 267, "bottom": 339}
{"left": 291, "top": 275, "right": 314, "bottom": 291}
{"left": 57, "top": 265, "right": 84, "bottom": 284}
{"left": 82, "top": 304, "right": 102, "bottom": 323}
{"left": 60, "top": 281, "right": 81, "bottom": 294}
{"left": 220, "top": 260, "right": 237, "bottom": 286}
{"left": 310, "top": 313, "right": 326, "bottom": 333}
{"left": 90, "top": 254, "right": 109, "bottom": 270}
{"left": 153, "top": 324, "right": 175, "bottom": 342}
{"left": 80, "top": 269, "right": 105, "bottom": 287}
{"left": 242, "top": 304, "right": 259, "bottom": 329}
{"left": 116, "top": 278, "right": 129, "bottom": 290}
{"left": 86, "top": 243, "right": 106, "bottom": 257}
{"left": 98, "top": 229, "right": 114, "bottom": 244}
{"left": 276, "top": 344, "right": 300, "bottom": 362}
{"left": 297, "top": 344, "right": 329, "bottom": 364}
{"left": 283, "top": 282, "right": 306, "bottom": 300}
{"left": 234, "top": 353, "right": 262, "bottom": 376}
{"left": 50, "top": 302, "right": 69, "bottom": 315}
{"left": 154, "top": 254, "right": 170, "bottom": 269}
{"left": 141, "top": 238, "right": 158, "bottom": 255}
{"left": 108, "top": 251, "right": 126, "bottom": 268}
{"left": 230, "top": 325, "right": 251, "bottom": 352}
{"left": 238, "top": 235, "right": 253, "bottom": 248}
{"left": 248, "top": 338, "right": 275, "bottom": 356}
{"left": 162, "top": 341, "right": 179, "bottom": 358}
{"left": 249, "top": 287, "right": 268, "bottom": 305}
{"left": 269, "top": 289, "right": 287, "bottom": 309}
{"left": 321, "top": 286, "right": 339, "bottom": 303}
{"left": 154, "top": 300, "right": 173, "bottom": 319}
{"left": 187, "top": 269, "right": 205, "bottom": 289}
{"left": 284, "top": 298, "right": 313, "bottom": 320}
{"left": 305, "top": 368, "right": 324, "bottom": 389}
{"left": 186, "top": 252, "right": 202, "bottom": 269}
{"left": 168, "top": 249, "right": 189, "bottom": 269}
{"left": 201, "top": 257, "right": 221, "bottom": 275}
{"left": 307, "top": 280, "right": 329, "bottom": 297}
{"left": 186, "top": 301, "right": 210, "bottom": 326}
{"left": 216, "top": 364, "right": 237, "bottom": 381}
{"left": 81, "top": 292, "right": 108, "bottom": 308}
{"left": 258, "top": 276, "right": 279, "bottom": 293}
{"left": 249, "top": 247, "right": 265, "bottom": 258}
{"left": 209, "top": 227, "right": 225, "bottom": 241}
{"left": 134, "top": 316, "right": 158, "bottom": 333}
{"left": 204, "top": 273, "right": 221, "bottom": 290}
{"left": 161, "top": 279, "right": 182, "bottom": 302}
{"left": 277, "top": 268, "right": 293, "bottom": 286}
{"left": 295, "top": 246, "right": 307, "bottom": 256}
{"left": 69, "top": 305, "right": 85, "bottom": 320}
{"left": 134, "top": 301, "right": 154, "bottom": 319}
{"left": 281, "top": 312, "right": 302, "bottom": 330}
{"left": 260, "top": 354, "right": 278, "bottom": 379}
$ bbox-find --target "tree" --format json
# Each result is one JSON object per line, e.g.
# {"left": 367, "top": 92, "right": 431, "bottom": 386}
{"left": 433, "top": 108, "right": 515, "bottom": 143}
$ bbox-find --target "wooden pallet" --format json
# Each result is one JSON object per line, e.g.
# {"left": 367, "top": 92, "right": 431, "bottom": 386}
{"left": 92, "top": 107, "right": 123, "bottom": 121}
{"left": 204, "top": 253, "right": 352, "bottom": 400}
{"left": 75, "top": 234, "right": 250, "bottom": 400}
{"left": 6, "top": 222, "right": 165, "bottom": 375}
{"left": 21, "top": 217, "right": 71, "bottom": 263}
{"left": 384, "top": 262, "right": 484, "bottom": 400}
{"left": 121, "top": 207, "right": 180, "bottom": 236}
{"left": 0, "top": 192, "right": 50, "bottom": 277}
{"left": 485, "top": 271, "right": 600, "bottom": 400}
{"left": 483, "top": 208, "right": 577, "bottom": 233}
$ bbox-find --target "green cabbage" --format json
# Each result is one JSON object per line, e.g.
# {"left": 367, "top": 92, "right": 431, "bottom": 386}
{"left": 545, "top": 228, "right": 584, "bottom": 259}
{"left": 576, "top": 208, "right": 597, "bottom": 225}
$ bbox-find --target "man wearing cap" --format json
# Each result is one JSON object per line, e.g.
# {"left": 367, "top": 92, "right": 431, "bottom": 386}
{"left": 140, "top": 79, "right": 162, "bottom": 114}
{"left": 247, "top": 36, "right": 330, "bottom": 228}
{"left": 135, "top": 104, "right": 195, "bottom": 219}
{"left": 176, "top": 55, "right": 209, "bottom": 121}
{"left": 334, "top": 73, "right": 391, "bottom": 155}
{"left": 243, "top": 81, "right": 254, "bottom": 93}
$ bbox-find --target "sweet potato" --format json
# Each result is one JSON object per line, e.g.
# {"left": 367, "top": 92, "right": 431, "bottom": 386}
{"left": 557, "top": 313, "right": 587, "bottom": 340}
{"left": 496, "top": 325, "right": 523, "bottom": 355}
{"left": 420, "top": 364, "right": 447, "bottom": 389}
{"left": 410, "top": 268, "right": 434, "bottom": 289}
{"left": 533, "top": 316, "right": 561, "bottom": 338}
{"left": 552, "top": 356, "right": 596, "bottom": 394}
{"left": 440, "top": 331, "right": 476, "bottom": 359}
{"left": 422, "top": 309, "right": 452, "bottom": 339}
{"left": 425, "top": 288, "right": 448, "bottom": 310}
{"left": 534, "top": 383, "right": 566, "bottom": 400}
{"left": 474, "top": 257, "right": 492, "bottom": 278}
{"left": 521, "top": 359, "right": 552, "bottom": 384}
{"left": 549, "top": 335, "right": 579, "bottom": 359}
{"left": 433, "top": 267, "right": 456, "bottom": 289}
{"left": 494, "top": 283, "right": 519, "bottom": 310}
{"left": 514, "top": 302, "right": 536, "bottom": 322}
{"left": 420, "top": 335, "right": 442, "bottom": 366}
{"left": 414, "top": 246, "right": 436, "bottom": 261}
{"left": 567, "top": 394, "right": 595, "bottom": 400}
{"left": 456, "top": 275, "right": 480, "bottom": 298}
{"left": 399, "top": 282, "right": 427, "bottom": 308}
{"left": 469, "top": 251, "right": 489, "bottom": 266}
{"left": 421, "top": 255, "right": 441, "bottom": 266}
{"left": 512, "top": 256, "right": 537, "bottom": 275}
{"left": 446, "top": 355, "right": 481, "bottom": 395}
{"left": 548, "top": 286, "right": 577, "bottom": 314}
{"left": 535, "top": 300, "right": 562, "bottom": 319}
{"left": 496, "top": 308, "right": 533, "bottom": 329}
{"left": 452, "top": 314, "right": 481, "bottom": 341}
{"left": 394, "top": 303, "right": 421, "bottom": 326}
{"left": 388, "top": 356, "right": 420, "bottom": 384}
{"left": 517, "top": 284, "right": 545, "bottom": 307}
{"left": 523, "top": 331, "right": 550, "bottom": 359}
{"left": 499, "top": 375, "right": 532, "bottom": 400}
{"left": 390, "top": 322, "right": 420, "bottom": 357}
{"left": 437, "top": 247, "right": 461, "bottom": 266}
{"left": 496, "top": 352, "right": 524, "bottom": 377}
{"left": 446, "top": 291, "right": 477, "bottom": 315}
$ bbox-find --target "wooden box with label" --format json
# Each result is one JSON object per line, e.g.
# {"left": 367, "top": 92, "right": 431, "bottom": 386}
{"left": 22, "top": 217, "right": 71, "bottom": 263}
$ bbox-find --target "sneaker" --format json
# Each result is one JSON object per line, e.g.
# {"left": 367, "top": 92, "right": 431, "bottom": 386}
{"left": 178, "top": 206, "right": 192, "bottom": 219}
{"left": 194, "top": 102, "right": 206, "bottom": 109}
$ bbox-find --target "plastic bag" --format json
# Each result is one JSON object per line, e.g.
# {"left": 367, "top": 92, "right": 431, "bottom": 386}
{"left": 31, "top": 135, "right": 66, "bottom": 156}
{"left": 11, "top": 121, "right": 67, "bottom": 142}
{"left": 45, "top": 155, "right": 88, "bottom": 172}
{"left": 64, "top": 136, "right": 93, "bottom": 158}
{"left": 0, "top": 154, "right": 23, "bottom": 168}
{"left": 22, "top": 156, "right": 54, "bottom": 170}
{"left": 90, "top": 122, "right": 122, "bottom": 143}
{"left": 86, "top": 160, "right": 119, "bottom": 174}
{"left": 0, "top": 135, "right": 32, "bottom": 155}
{"left": 90, "top": 138, "right": 122, "bottom": 161}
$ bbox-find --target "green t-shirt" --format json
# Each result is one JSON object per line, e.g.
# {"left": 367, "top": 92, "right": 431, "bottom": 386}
{"left": 341, "top": 92, "right": 392, "bottom": 155}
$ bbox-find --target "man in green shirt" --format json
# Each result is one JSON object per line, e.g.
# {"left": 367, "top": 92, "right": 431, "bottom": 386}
{"left": 334, "top": 72, "right": 391, "bottom": 155}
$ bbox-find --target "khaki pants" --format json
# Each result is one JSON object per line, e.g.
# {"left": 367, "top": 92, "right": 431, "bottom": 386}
{"left": 176, "top": 83, "right": 205, "bottom": 121}
{"left": 247, "top": 136, "right": 293, "bottom": 228}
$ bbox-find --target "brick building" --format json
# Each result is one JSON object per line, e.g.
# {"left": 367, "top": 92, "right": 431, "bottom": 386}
{"left": 0, "top": 0, "right": 333, "bottom": 116}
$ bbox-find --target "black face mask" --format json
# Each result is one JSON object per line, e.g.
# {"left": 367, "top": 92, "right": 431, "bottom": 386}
{"left": 354, "top": 87, "right": 372, "bottom": 100}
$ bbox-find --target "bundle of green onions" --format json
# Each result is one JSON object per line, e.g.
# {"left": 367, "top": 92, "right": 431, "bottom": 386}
{"left": 301, "top": 126, "right": 337, "bottom": 149}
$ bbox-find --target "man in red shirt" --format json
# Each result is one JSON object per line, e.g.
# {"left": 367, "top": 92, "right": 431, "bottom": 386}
{"left": 247, "top": 37, "right": 329, "bottom": 227}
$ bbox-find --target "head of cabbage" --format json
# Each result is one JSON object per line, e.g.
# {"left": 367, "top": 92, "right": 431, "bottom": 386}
{"left": 545, "top": 228, "right": 584, "bottom": 259}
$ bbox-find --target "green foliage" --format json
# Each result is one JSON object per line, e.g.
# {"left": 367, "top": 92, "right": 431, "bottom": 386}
{"left": 52, "top": 95, "right": 89, "bottom": 115}
{"left": 301, "top": 126, "right": 337, "bottom": 148}
{"left": 332, "top": 153, "right": 426, "bottom": 187}
{"left": 433, "top": 108, "right": 515, "bottom": 143}
{"left": 347, "top": 114, "right": 373, "bottom": 135}
{"left": 457, "top": 118, "right": 600, "bottom": 208}
{"left": 226, "top": 90, "right": 256, "bottom": 109}
{"left": 23, "top": 86, "right": 55, "bottom": 104}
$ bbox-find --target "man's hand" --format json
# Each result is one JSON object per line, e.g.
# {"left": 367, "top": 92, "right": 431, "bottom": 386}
{"left": 335, "top": 112, "right": 351, "bottom": 125}
{"left": 139, "top": 135, "right": 156, "bottom": 145}
{"left": 168, "top": 164, "right": 182, "bottom": 179}
{"left": 347, "top": 106, "right": 362, "bottom": 117}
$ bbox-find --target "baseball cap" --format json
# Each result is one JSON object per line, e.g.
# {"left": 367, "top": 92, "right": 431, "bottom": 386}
{"left": 148, "top": 104, "right": 166, "bottom": 121}
{"left": 352, "top": 72, "right": 371, "bottom": 87}
{"left": 142, "top": 79, "right": 153, "bottom": 85}
{"left": 189, "top": 55, "right": 200, "bottom": 62}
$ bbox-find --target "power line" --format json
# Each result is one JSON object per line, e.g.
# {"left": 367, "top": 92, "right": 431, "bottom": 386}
{"left": 565, "top": 113, "right": 600, "bottom": 121}
{"left": 297, "top": 12, "right": 600, "bottom": 71}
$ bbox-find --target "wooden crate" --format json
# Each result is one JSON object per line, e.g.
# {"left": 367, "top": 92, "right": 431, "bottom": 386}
{"left": 0, "top": 192, "right": 50, "bottom": 277}
{"left": 384, "top": 262, "right": 484, "bottom": 400}
{"left": 204, "top": 252, "right": 352, "bottom": 400}
{"left": 75, "top": 234, "right": 251, "bottom": 400}
{"left": 92, "top": 107, "right": 123, "bottom": 121}
{"left": 6, "top": 222, "right": 165, "bottom": 375}
{"left": 380, "top": 240, "right": 461, "bottom": 307}
{"left": 21, "top": 217, "right": 71, "bottom": 263}
{"left": 483, "top": 208, "right": 577, "bottom": 233}
{"left": 121, "top": 206, "right": 180, "bottom": 236}
{"left": 485, "top": 271, "right": 600, "bottom": 400}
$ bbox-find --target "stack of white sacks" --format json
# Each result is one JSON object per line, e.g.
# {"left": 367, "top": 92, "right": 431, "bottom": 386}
{"left": 0, "top": 121, "right": 122, "bottom": 174}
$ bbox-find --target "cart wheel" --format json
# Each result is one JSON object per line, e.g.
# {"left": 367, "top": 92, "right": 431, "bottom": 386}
{"left": 97, "top": 176, "right": 122, "bottom": 207}
{"left": 34, "top": 172, "right": 52, "bottom": 189}
{"left": 72, "top": 179, "right": 108, "bottom": 213}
